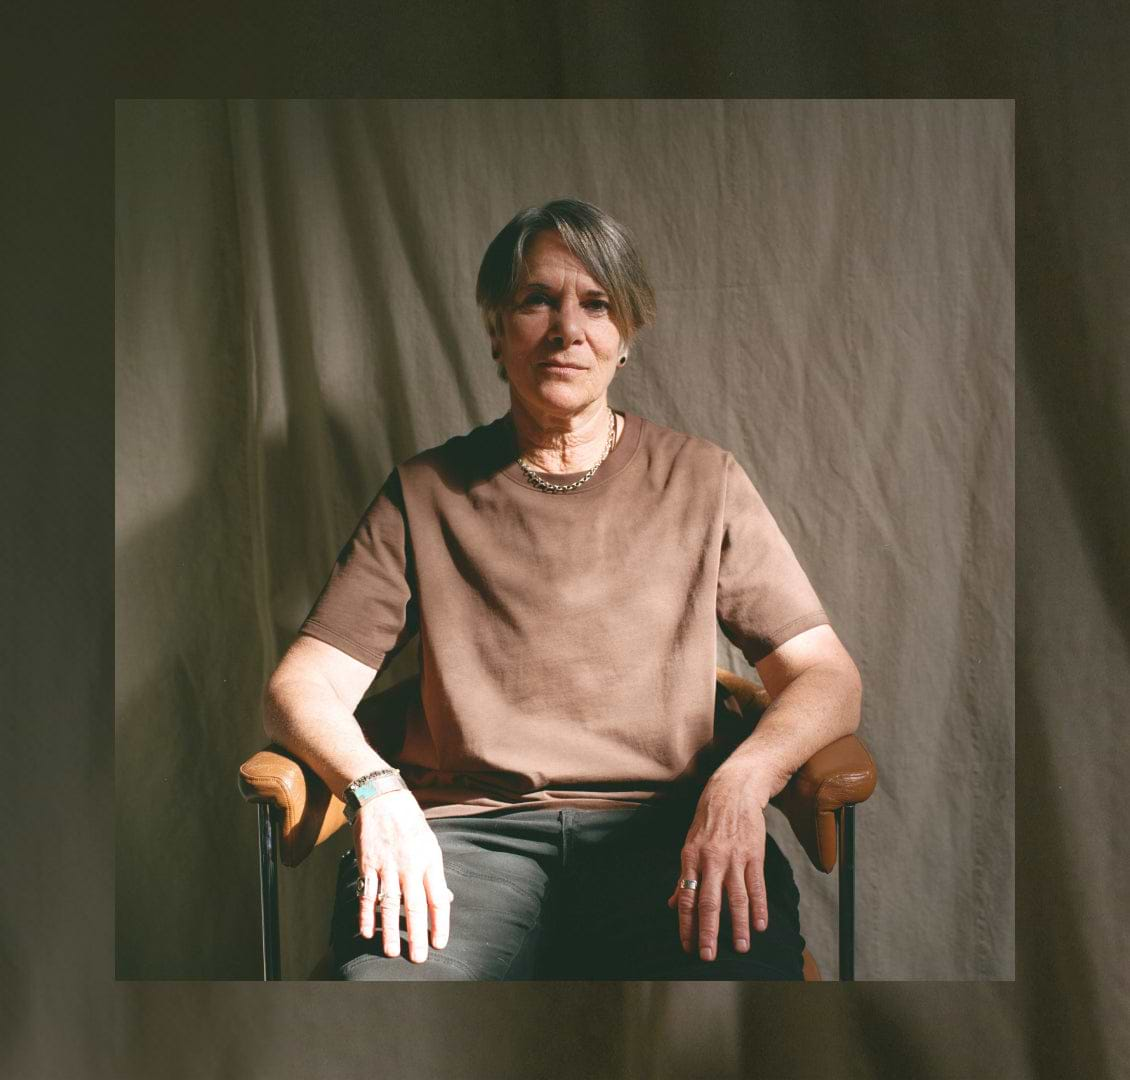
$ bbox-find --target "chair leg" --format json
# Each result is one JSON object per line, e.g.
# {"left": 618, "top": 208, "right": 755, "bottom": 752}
{"left": 838, "top": 804, "right": 855, "bottom": 981}
{"left": 257, "top": 803, "right": 282, "bottom": 980}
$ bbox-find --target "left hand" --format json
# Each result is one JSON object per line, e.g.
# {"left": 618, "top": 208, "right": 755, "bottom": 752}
{"left": 666, "top": 769, "right": 771, "bottom": 961}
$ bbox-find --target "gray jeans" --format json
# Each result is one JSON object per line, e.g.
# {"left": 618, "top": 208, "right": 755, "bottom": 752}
{"left": 330, "top": 794, "right": 806, "bottom": 981}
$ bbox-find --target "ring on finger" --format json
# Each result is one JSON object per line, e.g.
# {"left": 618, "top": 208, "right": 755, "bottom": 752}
{"left": 679, "top": 877, "right": 700, "bottom": 892}
{"left": 356, "top": 872, "right": 379, "bottom": 899}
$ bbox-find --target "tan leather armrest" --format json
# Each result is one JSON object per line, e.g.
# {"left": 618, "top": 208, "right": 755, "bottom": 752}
{"left": 716, "top": 667, "right": 878, "bottom": 873}
{"left": 237, "top": 674, "right": 423, "bottom": 868}
{"left": 238, "top": 747, "right": 344, "bottom": 868}
{"left": 771, "top": 734, "right": 877, "bottom": 873}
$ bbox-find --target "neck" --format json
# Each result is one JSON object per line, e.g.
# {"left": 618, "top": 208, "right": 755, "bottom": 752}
{"left": 510, "top": 397, "right": 617, "bottom": 474}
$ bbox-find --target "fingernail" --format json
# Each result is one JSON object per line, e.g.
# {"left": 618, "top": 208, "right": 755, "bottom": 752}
{"left": 735, "top": 938, "right": 749, "bottom": 952}
{"left": 411, "top": 948, "right": 425, "bottom": 963}
{"left": 755, "top": 918, "right": 767, "bottom": 932}
{"left": 699, "top": 947, "right": 714, "bottom": 962}
{"left": 680, "top": 938, "right": 690, "bottom": 953}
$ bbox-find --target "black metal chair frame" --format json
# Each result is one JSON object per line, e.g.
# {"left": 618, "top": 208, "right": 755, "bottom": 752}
{"left": 252, "top": 800, "right": 858, "bottom": 981}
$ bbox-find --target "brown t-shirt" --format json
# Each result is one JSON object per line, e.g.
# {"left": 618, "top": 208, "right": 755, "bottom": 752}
{"left": 300, "top": 411, "right": 829, "bottom": 817}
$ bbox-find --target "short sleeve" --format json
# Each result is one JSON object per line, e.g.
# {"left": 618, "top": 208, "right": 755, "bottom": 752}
{"left": 298, "top": 469, "right": 419, "bottom": 671}
{"left": 716, "top": 453, "right": 829, "bottom": 664}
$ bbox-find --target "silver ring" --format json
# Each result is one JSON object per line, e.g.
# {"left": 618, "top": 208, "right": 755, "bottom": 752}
{"left": 356, "top": 873, "right": 379, "bottom": 899}
{"left": 679, "top": 878, "right": 700, "bottom": 891}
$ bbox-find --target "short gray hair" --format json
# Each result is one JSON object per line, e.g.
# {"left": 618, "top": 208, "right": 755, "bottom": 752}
{"left": 475, "top": 198, "right": 657, "bottom": 348}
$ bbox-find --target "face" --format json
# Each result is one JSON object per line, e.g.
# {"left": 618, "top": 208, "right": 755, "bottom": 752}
{"left": 492, "top": 230, "right": 625, "bottom": 422}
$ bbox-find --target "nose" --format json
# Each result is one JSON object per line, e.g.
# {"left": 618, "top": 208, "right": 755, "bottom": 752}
{"left": 548, "top": 297, "right": 584, "bottom": 347}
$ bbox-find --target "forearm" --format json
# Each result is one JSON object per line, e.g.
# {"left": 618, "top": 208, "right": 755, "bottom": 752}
{"left": 711, "top": 662, "right": 862, "bottom": 805}
{"left": 263, "top": 676, "right": 391, "bottom": 799}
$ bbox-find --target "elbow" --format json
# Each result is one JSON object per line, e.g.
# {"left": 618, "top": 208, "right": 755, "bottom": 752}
{"left": 814, "top": 656, "right": 862, "bottom": 737}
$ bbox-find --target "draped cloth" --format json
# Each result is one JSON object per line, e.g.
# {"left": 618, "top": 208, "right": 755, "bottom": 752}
{"left": 116, "top": 101, "right": 1013, "bottom": 987}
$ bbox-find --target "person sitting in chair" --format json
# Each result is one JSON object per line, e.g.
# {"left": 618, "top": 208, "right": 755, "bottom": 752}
{"left": 262, "top": 198, "right": 862, "bottom": 980}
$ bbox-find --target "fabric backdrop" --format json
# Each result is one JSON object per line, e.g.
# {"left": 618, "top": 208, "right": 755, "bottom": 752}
{"left": 115, "top": 98, "right": 1013, "bottom": 987}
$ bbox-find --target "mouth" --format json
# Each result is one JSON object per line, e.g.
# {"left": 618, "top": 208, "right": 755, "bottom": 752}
{"left": 539, "top": 360, "right": 586, "bottom": 371}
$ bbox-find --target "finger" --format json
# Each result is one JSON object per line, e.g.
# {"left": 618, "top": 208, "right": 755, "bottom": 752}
{"left": 424, "top": 860, "right": 452, "bottom": 950}
{"left": 379, "top": 869, "right": 402, "bottom": 958}
{"left": 725, "top": 870, "right": 752, "bottom": 953}
{"left": 745, "top": 859, "right": 769, "bottom": 933}
{"left": 667, "top": 877, "right": 693, "bottom": 909}
{"left": 675, "top": 866, "right": 700, "bottom": 955}
{"left": 402, "top": 872, "right": 430, "bottom": 964}
{"left": 695, "top": 863, "right": 724, "bottom": 962}
{"left": 357, "top": 865, "right": 379, "bottom": 940}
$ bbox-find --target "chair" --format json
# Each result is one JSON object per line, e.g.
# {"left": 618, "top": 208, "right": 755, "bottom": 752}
{"left": 238, "top": 669, "right": 877, "bottom": 981}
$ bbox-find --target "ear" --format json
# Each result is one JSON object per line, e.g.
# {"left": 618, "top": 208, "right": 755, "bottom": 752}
{"left": 485, "top": 308, "right": 504, "bottom": 360}
{"left": 617, "top": 329, "right": 631, "bottom": 360}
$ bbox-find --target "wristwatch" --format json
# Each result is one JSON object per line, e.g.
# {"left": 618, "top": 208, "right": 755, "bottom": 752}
{"left": 342, "top": 767, "right": 408, "bottom": 824}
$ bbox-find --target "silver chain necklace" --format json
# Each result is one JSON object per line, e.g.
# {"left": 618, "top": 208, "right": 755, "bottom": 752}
{"left": 517, "top": 409, "right": 617, "bottom": 494}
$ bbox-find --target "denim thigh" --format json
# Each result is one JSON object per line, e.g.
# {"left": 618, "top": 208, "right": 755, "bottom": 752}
{"left": 551, "top": 800, "right": 806, "bottom": 981}
{"left": 330, "top": 811, "right": 562, "bottom": 981}
{"left": 329, "top": 801, "right": 805, "bottom": 981}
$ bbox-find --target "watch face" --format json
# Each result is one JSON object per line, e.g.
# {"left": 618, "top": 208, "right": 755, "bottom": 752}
{"left": 343, "top": 786, "right": 365, "bottom": 822}
{"left": 344, "top": 771, "right": 402, "bottom": 818}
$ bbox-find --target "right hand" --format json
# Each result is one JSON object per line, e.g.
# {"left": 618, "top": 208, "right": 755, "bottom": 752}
{"left": 353, "top": 789, "right": 453, "bottom": 963}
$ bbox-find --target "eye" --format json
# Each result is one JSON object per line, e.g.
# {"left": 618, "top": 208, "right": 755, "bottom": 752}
{"left": 585, "top": 299, "right": 610, "bottom": 312}
{"left": 519, "top": 291, "right": 550, "bottom": 307}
